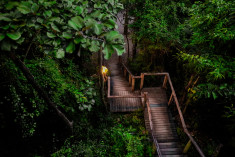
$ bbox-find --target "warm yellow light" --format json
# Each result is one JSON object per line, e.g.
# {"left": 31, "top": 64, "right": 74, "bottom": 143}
{"left": 102, "top": 66, "right": 108, "bottom": 74}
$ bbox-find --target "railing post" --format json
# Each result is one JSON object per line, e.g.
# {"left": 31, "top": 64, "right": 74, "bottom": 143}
{"left": 168, "top": 93, "right": 173, "bottom": 106}
{"left": 144, "top": 92, "right": 148, "bottom": 108}
{"left": 129, "top": 75, "right": 132, "bottom": 86}
{"left": 162, "top": 75, "right": 168, "bottom": 89}
{"left": 132, "top": 77, "right": 135, "bottom": 91}
{"left": 108, "top": 77, "right": 110, "bottom": 97}
{"left": 140, "top": 73, "right": 144, "bottom": 90}
{"left": 183, "top": 139, "right": 192, "bottom": 154}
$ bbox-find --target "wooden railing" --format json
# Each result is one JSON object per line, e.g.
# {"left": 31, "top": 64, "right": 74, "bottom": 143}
{"left": 140, "top": 73, "right": 205, "bottom": 157}
{"left": 143, "top": 92, "right": 162, "bottom": 157}
{"left": 108, "top": 60, "right": 205, "bottom": 156}
{"left": 121, "top": 63, "right": 141, "bottom": 91}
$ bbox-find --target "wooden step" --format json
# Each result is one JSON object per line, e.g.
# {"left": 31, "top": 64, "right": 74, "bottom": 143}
{"left": 159, "top": 142, "right": 182, "bottom": 149}
{"left": 161, "top": 148, "right": 182, "bottom": 155}
{"left": 161, "top": 155, "right": 186, "bottom": 157}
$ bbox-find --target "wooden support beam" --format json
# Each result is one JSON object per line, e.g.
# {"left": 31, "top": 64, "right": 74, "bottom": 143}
{"left": 143, "top": 92, "right": 148, "bottom": 108}
{"left": 129, "top": 74, "right": 132, "bottom": 86}
{"left": 140, "top": 73, "right": 144, "bottom": 90}
{"left": 132, "top": 77, "right": 135, "bottom": 91}
{"left": 183, "top": 140, "right": 192, "bottom": 154}
{"left": 168, "top": 93, "right": 173, "bottom": 106}
{"left": 162, "top": 75, "right": 168, "bottom": 89}
{"left": 108, "top": 77, "right": 111, "bottom": 97}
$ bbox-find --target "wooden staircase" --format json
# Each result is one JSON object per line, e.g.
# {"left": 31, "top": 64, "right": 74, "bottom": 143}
{"left": 144, "top": 103, "right": 186, "bottom": 156}
{"left": 108, "top": 60, "right": 142, "bottom": 112}
{"left": 105, "top": 54, "right": 205, "bottom": 157}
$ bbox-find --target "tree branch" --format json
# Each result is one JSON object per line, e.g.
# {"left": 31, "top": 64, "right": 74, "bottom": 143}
{"left": 8, "top": 51, "right": 73, "bottom": 133}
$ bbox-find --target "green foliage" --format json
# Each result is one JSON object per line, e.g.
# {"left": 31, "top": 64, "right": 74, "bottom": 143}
{"left": 0, "top": 56, "right": 98, "bottom": 137}
{"left": 195, "top": 83, "right": 235, "bottom": 100}
{"left": 131, "top": 0, "right": 188, "bottom": 45}
{"left": 189, "top": 0, "right": 235, "bottom": 51}
{"left": 224, "top": 104, "right": 235, "bottom": 118}
{"left": 51, "top": 111, "right": 154, "bottom": 157}
{"left": 177, "top": 52, "right": 235, "bottom": 81}
{"left": 0, "top": 0, "right": 124, "bottom": 58}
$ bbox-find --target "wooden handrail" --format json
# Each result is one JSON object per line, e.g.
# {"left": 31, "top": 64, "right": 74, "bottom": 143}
{"left": 122, "top": 63, "right": 134, "bottom": 77}
{"left": 166, "top": 73, "right": 205, "bottom": 157}
{"left": 140, "top": 73, "right": 205, "bottom": 157}
{"left": 121, "top": 63, "right": 141, "bottom": 91}
{"left": 144, "top": 92, "right": 162, "bottom": 157}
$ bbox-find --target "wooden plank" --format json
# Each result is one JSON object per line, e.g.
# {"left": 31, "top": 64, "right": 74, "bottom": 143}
{"left": 132, "top": 77, "right": 135, "bottom": 91}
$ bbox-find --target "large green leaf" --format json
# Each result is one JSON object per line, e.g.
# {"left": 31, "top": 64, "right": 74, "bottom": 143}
{"left": 212, "top": 92, "right": 217, "bottom": 100}
{"left": 47, "top": 32, "right": 56, "bottom": 38}
{"left": 89, "top": 41, "right": 100, "bottom": 52}
{"left": 103, "top": 44, "right": 114, "bottom": 59}
{"left": 51, "top": 23, "right": 60, "bottom": 32}
{"left": 81, "top": 38, "right": 91, "bottom": 48}
{"left": 31, "top": 3, "right": 39, "bottom": 13}
{"left": 16, "top": 37, "right": 25, "bottom": 44}
{"left": 56, "top": 48, "right": 65, "bottom": 58}
{"left": 105, "top": 31, "right": 122, "bottom": 41}
{"left": 0, "top": 33, "right": 5, "bottom": 41}
{"left": 84, "top": 16, "right": 96, "bottom": 27}
{"left": 62, "top": 32, "right": 72, "bottom": 39}
{"left": 112, "top": 44, "right": 125, "bottom": 56}
{"left": 53, "top": 39, "right": 61, "bottom": 47}
{"left": 74, "top": 37, "right": 83, "bottom": 44}
{"left": 93, "top": 24, "right": 103, "bottom": 35}
{"left": 7, "top": 32, "right": 21, "bottom": 40}
{"left": 43, "top": 10, "right": 52, "bottom": 17}
{"left": 66, "top": 41, "right": 75, "bottom": 53}
{"left": 91, "top": 10, "right": 102, "bottom": 19}
{"left": 104, "top": 19, "right": 117, "bottom": 29}
{"left": 17, "top": 2, "right": 31, "bottom": 14}
{"left": 68, "top": 16, "right": 84, "bottom": 30}
{"left": 75, "top": 6, "right": 83, "bottom": 15}
{"left": 0, "top": 14, "right": 12, "bottom": 21}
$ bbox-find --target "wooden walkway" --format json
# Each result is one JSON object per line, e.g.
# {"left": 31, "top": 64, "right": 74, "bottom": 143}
{"left": 106, "top": 55, "right": 186, "bottom": 156}
{"left": 142, "top": 87, "right": 183, "bottom": 156}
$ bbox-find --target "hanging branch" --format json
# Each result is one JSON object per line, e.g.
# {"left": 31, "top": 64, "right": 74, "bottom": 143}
{"left": 7, "top": 51, "right": 73, "bottom": 133}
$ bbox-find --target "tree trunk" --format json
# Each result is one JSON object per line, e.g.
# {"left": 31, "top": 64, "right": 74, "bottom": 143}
{"left": 98, "top": 48, "right": 105, "bottom": 105}
{"left": 124, "top": 8, "right": 130, "bottom": 58}
{"left": 180, "top": 74, "right": 195, "bottom": 105}
{"left": 182, "top": 76, "right": 200, "bottom": 115}
{"left": 8, "top": 51, "right": 73, "bottom": 133}
{"left": 133, "top": 38, "right": 137, "bottom": 58}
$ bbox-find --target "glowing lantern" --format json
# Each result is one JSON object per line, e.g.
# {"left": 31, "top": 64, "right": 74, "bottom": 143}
{"left": 102, "top": 66, "right": 108, "bottom": 74}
